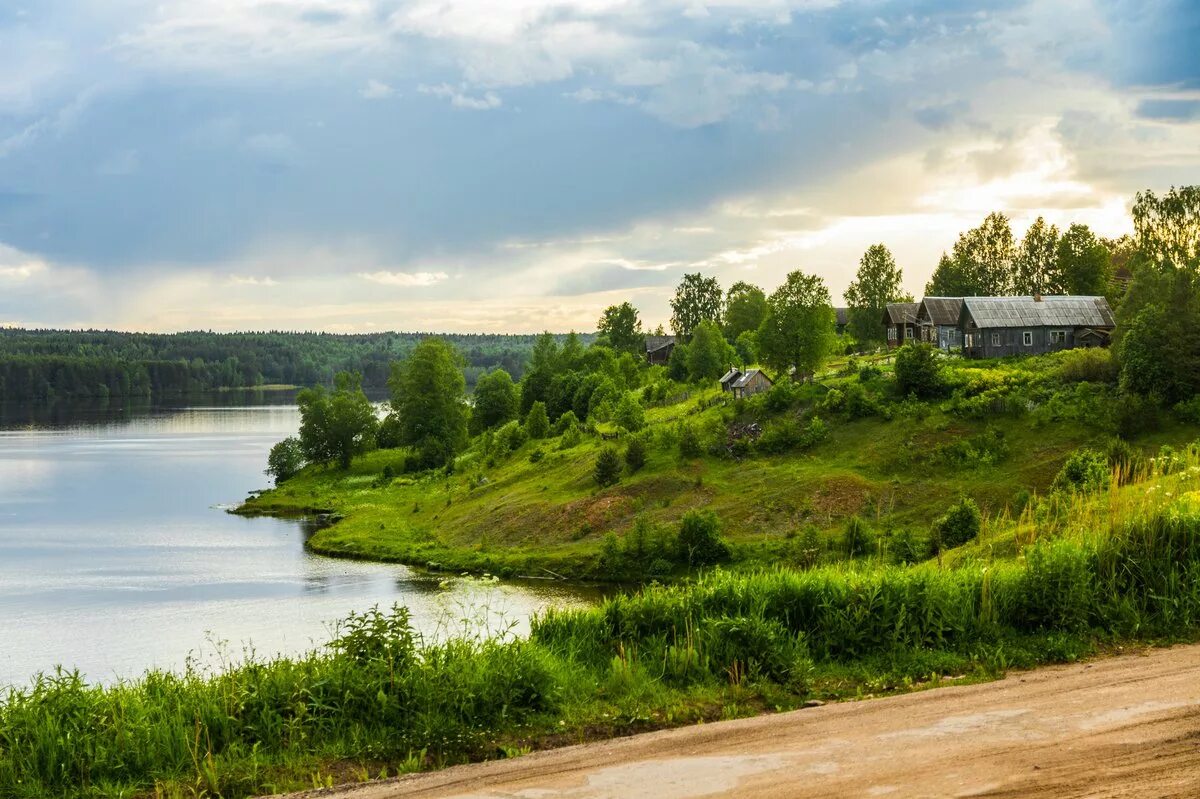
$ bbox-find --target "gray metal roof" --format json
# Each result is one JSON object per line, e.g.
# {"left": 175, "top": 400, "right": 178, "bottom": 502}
{"left": 918, "top": 297, "right": 964, "bottom": 326}
{"left": 960, "top": 296, "right": 1115, "bottom": 329}
{"left": 731, "top": 368, "right": 770, "bottom": 389}
{"left": 834, "top": 307, "right": 849, "bottom": 326}
{"left": 884, "top": 302, "right": 919, "bottom": 324}
{"left": 645, "top": 335, "right": 676, "bottom": 353}
{"left": 719, "top": 368, "right": 740, "bottom": 384}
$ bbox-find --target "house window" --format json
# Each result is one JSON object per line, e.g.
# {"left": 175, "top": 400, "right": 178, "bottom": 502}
{"left": 905, "top": 327, "right": 914, "bottom": 339}
{"left": 1049, "top": 330, "right": 1067, "bottom": 344}
{"left": 1023, "top": 331, "right": 1033, "bottom": 346}
{"left": 991, "top": 333, "right": 1001, "bottom": 347}
{"left": 888, "top": 327, "right": 896, "bottom": 341}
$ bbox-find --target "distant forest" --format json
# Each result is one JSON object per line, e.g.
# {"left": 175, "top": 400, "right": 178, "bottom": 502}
{"left": 0, "top": 329, "right": 595, "bottom": 402}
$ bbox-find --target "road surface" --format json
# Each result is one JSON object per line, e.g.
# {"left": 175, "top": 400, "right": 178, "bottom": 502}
{"left": 273, "top": 644, "right": 1200, "bottom": 798}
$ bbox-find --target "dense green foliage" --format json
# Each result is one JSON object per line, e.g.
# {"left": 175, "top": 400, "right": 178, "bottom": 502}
{"left": 471, "top": 369, "right": 519, "bottom": 433}
{"left": 722, "top": 282, "right": 767, "bottom": 341}
{"left": 593, "top": 447, "right": 622, "bottom": 487}
{"left": 893, "top": 343, "right": 943, "bottom": 398}
{"left": 757, "top": 270, "right": 835, "bottom": 378}
{"left": 297, "top": 373, "right": 379, "bottom": 470}
{"left": 595, "top": 303, "right": 645, "bottom": 355}
{"left": 670, "top": 273, "right": 723, "bottom": 340}
{"left": 389, "top": 339, "right": 469, "bottom": 469}
{"left": 844, "top": 244, "right": 906, "bottom": 347}
{"left": 266, "top": 436, "right": 305, "bottom": 484}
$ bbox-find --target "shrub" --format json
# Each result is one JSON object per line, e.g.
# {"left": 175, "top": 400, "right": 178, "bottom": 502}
{"left": 555, "top": 410, "right": 580, "bottom": 434}
{"left": 266, "top": 436, "right": 305, "bottom": 483}
{"left": 376, "top": 413, "right": 404, "bottom": 449}
{"left": 757, "top": 416, "right": 827, "bottom": 454}
{"left": 763, "top": 380, "right": 798, "bottom": 412}
{"left": 1053, "top": 448, "right": 1110, "bottom": 493}
{"left": 1174, "top": 396, "right": 1200, "bottom": 424}
{"left": 933, "top": 496, "right": 981, "bottom": 549}
{"left": 676, "top": 510, "right": 731, "bottom": 566}
{"left": 1057, "top": 347, "right": 1116, "bottom": 384}
{"left": 525, "top": 401, "right": 550, "bottom": 439}
{"left": 528, "top": 449, "right": 545, "bottom": 464}
{"left": 793, "top": 525, "right": 823, "bottom": 568}
{"left": 593, "top": 447, "right": 622, "bottom": 487}
{"left": 889, "top": 528, "right": 924, "bottom": 565}
{"left": 678, "top": 422, "right": 703, "bottom": 458}
{"left": 858, "top": 363, "right": 883, "bottom": 382}
{"left": 495, "top": 420, "right": 529, "bottom": 453}
{"left": 613, "top": 393, "right": 646, "bottom": 432}
{"left": 818, "top": 387, "right": 844, "bottom": 413}
{"left": 894, "top": 343, "right": 944, "bottom": 399}
{"left": 1112, "top": 392, "right": 1161, "bottom": 438}
{"left": 625, "top": 436, "right": 647, "bottom": 472}
{"left": 842, "top": 516, "right": 874, "bottom": 557}
{"left": 842, "top": 383, "right": 878, "bottom": 419}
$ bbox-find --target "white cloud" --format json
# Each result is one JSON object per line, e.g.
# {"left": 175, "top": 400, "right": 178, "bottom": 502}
{"left": 359, "top": 79, "right": 394, "bottom": 99}
{"left": 357, "top": 270, "right": 450, "bottom": 287}
{"left": 418, "top": 83, "right": 502, "bottom": 110}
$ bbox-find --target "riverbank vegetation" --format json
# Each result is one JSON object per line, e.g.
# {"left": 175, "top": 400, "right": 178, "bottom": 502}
{"left": 6, "top": 454, "right": 1200, "bottom": 797}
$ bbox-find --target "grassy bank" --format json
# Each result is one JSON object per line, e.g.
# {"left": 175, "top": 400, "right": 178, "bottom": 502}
{"left": 7, "top": 459, "right": 1200, "bottom": 798}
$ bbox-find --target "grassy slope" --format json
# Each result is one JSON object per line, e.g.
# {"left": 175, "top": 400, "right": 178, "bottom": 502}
{"left": 241, "top": 355, "right": 1200, "bottom": 579}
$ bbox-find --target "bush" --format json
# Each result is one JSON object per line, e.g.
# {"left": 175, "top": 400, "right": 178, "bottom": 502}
{"left": 376, "top": 413, "right": 404, "bottom": 449}
{"left": 933, "top": 496, "right": 981, "bottom": 549}
{"left": 525, "top": 401, "right": 550, "bottom": 439}
{"left": 756, "top": 416, "right": 827, "bottom": 454}
{"left": 858, "top": 363, "right": 883, "bottom": 382}
{"left": 625, "top": 436, "right": 647, "bottom": 472}
{"left": 763, "top": 380, "right": 798, "bottom": 412}
{"left": 555, "top": 409, "right": 580, "bottom": 434}
{"left": 889, "top": 528, "right": 924, "bottom": 565}
{"left": 1053, "top": 448, "right": 1110, "bottom": 493}
{"left": 1057, "top": 347, "right": 1116, "bottom": 384}
{"left": 495, "top": 420, "right": 529, "bottom": 453}
{"left": 1174, "top": 396, "right": 1200, "bottom": 425}
{"left": 676, "top": 509, "right": 731, "bottom": 566}
{"left": 593, "top": 447, "right": 622, "bottom": 487}
{"left": 266, "top": 436, "right": 305, "bottom": 483}
{"left": 528, "top": 449, "right": 545, "bottom": 464}
{"left": 678, "top": 422, "right": 703, "bottom": 458}
{"left": 818, "top": 387, "right": 844, "bottom": 413}
{"left": 894, "top": 343, "right": 944, "bottom": 399}
{"left": 842, "top": 516, "right": 874, "bottom": 557}
{"left": 613, "top": 393, "right": 646, "bottom": 432}
{"left": 1105, "top": 438, "right": 1143, "bottom": 479}
{"left": 559, "top": 423, "right": 583, "bottom": 450}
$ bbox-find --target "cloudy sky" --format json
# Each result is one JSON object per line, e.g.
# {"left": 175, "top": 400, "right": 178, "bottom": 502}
{"left": 1, "top": 0, "right": 1198, "bottom": 333}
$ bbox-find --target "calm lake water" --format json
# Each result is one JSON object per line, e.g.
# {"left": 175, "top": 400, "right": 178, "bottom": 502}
{"left": 0, "top": 393, "right": 596, "bottom": 689}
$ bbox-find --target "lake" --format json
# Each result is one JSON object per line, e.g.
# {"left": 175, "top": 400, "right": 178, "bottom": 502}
{"left": 0, "top": 393, "right": 596, "bottom": 689}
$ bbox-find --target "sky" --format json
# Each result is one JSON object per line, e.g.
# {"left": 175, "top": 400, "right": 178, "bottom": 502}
{"left": 0, "top": 0, "right": 1198, "bottom": 333}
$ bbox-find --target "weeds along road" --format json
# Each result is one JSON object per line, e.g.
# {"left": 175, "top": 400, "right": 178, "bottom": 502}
{"left": 274, "top": 644, "right": 1200, "bottom": 799}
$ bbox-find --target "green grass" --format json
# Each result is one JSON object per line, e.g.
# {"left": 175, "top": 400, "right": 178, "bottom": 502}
{"left": 8, "top": 459, "right": 1200, "bottom": 798}
{"left": 241, "top": 353, "right": 1200, "bottom": 580}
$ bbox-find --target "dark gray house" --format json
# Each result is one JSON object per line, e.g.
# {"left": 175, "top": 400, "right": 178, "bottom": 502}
{"left": 916, "top": 297, "right": 964, "bottom": 351}
{"left": 834, "top": 307, "right": 849, "bottom": 335}
{"left": 719, "top": 367, "right": 773, "bottom": 399}
{"left": 883, "top": 302, "right": 920, "bottom": 348}
{"left": 959, "top": 296, "right": 1115, "bottom": 359}
{"left": 645, "top": 335, "right": 676, "bottom": 366}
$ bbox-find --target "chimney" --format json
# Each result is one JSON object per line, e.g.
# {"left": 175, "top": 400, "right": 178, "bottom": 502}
{"left": 1033, "top": 292, "right": 1043, "bottom": 302}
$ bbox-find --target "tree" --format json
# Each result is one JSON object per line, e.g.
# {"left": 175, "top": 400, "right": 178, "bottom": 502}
{"left": 1014, "top": 216, "right": 1061, "bottom": 295}
{"left": 734, "top": 330, "right": 758, "bottom": 364}
{"left": 266, "top": 436, "right": 305, "bottom": 483}
{"left": 1132, "top": 186, "right": 1200, "bottom": 271}
{"left": 471, "top": 368, "right": 518, "bottom": 434}
{"left": 593, "top": 447, "right": 622, "bottom": 487}
{"left": 757, "top": 271, "right": 835, "bottom": 379}
{"left": 894, "top": 343, "right": 944, "bottom": 399}
{"left": 559, "top": 331, "right": 586, "bottom": 372}
{"left": 844, "top": 244, "right": 905, "bottom": 347}
{"left": 596, "top": 302, "right": 646, "bottom": 356}
{"left": 613, "top": 392, "right": 646, "bottom": 432}
{"left": 933, "top": 496, "right": 981, "bottom": 549}
{"left": 389, "top": 338, "right": 469, "bottom": 469}
{"left": 625, "top": 436, "right": 647, "bottom": 471}
{"left": 723, "top": 281, "right": 767, "bottom": 341}
{"left": 926, "top": 213, "right": 1017, "bottom": 296}
{"left": 686, "top": 319, "right": 734, "bottom": 382}
{"left": 670, "top": 273, "right": 723, "bottom": 340}
{"left": 676, "top": 510, "right": 731, "bottom": 566}
{"left": 667, "top": 340, "right": 690, "bottom": 381}
{"left": 1057, "top": 224, "right": 1111, "bottom": 296}
{"left": 525, "top": 400, "right": 550, "bottom": 438}
{"left": 297, "top": 372, "right": 379, "bottom": 470}
{"left": 520, "top": 332, "right": 561, "bottom": 413}
{"left": 925, "top": 252, "right": 974, "bottom": 297}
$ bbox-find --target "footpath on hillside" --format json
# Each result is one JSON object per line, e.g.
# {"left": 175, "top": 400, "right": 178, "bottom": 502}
{"left": 272, "top": 643, "right": 1200, "bottom": 799}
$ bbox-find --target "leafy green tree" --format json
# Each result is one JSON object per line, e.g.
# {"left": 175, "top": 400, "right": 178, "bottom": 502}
{"left": 670, "top": 273, "right": 723, "bottom": 340}
{"left": 1057, "top": 224, "right": 1112, "bottom": 296}
{"left": 470, "top": 368, "right": 518, "bottom": 434}
{"left": 734, "top": 330, "right": 758, "bottom": 365}
{"left": 525, "top": 400, "right": 550, "bottom": 439}
{"left": 925, "top": 252, "right": 974, "bottom": 297}
{"left": 596, "top": 302, "right": 646, "bottom": 356}
{"left": 297, "top": 372, "right": 379, "bottom": 469}
{"left": 676, "top": 510, "right": 731, "bottom": 566}
{"left": 933, "top": 496, "right": 981, "bottom": 549}
{"left": 686, "top": 319, "right": 734, "bottom": 382}
{"left": 926, "top": 212, "right": 1016, "bottom": 296}
{"left": 844, "top": 244, "right": 905, "bottom": 347}
{"left": 613, "top": 392, "right": 645, "bottom": 432}
{"left": 894, "top": 343, "right": 944, "bottom": 399}
{"left": 1132, "top": 186, "right": 1200, "bottom": 271}
{"left": 625, "top": 435, "right": 647, "bottom": 472}
{"left": 757, "top": 271, "right": 835, "bottom": 379}
{"left": 266, "top": 436, "right": 305, "bottom": 483}
{"left": 667, "top": 340, "right": 690, "bottom": 381}
{"left": 559, "top": 331, "right": 586, "bottom": 372}
{"left": 1014, "top": 216, "right": 1061, "bottom": 295}
{"left": 593, "top": 447, "right": 622, "bottom": 487}
{"left": 519, "top": 332, "right": 561, "bottom": 413}
{"left": 723, "top": 281, "right": 767, "bottom": 341}
{"left": 389, "top": 339, "right": 469, "bottom": 469}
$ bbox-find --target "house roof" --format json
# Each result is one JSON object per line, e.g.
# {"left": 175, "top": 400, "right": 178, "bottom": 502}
{"left": 834, "top": 307, "right": 849, "bottom": 326}
{"left": 918, "top": 297, "right": 963, "bottom": 326}
{"left": 731, "top": 368, "right": 771, "bottom": 389}
{"left": 883, "top": 302, "right": 919, "bottom": 324}
{"left": 719, "top": 368, "right": 741, "bottom": 384}
{"left": 959, "top": 296, "right": 1115, "bottom": 329}
{"left": 645, "top": 335, "right": 676, "bottom": 353}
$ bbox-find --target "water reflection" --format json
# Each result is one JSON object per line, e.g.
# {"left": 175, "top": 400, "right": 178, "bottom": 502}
{"left": 0, "top": 393, "right": 597, "bottom": 689}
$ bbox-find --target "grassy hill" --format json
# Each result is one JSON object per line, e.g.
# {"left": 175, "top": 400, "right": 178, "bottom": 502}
{"left": 240, "top": 349, "right": 1200, "bottom": 580}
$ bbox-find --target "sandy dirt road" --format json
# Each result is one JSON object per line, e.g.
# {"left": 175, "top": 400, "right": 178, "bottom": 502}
{"left": 275, "top": 645, "right": 1200, "bottom": 799}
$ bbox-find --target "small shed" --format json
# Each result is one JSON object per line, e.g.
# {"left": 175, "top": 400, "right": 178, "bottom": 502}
{"left": 645, "top": 335, "right": 676, "bottom": 366}
{"left": 834, "top": 307, "right": 849, "bottom": 335}
{"left": 883, "top": 302, "right": 920, "bottom": 348}
{"left": 719, "top": 367, "right": 773, "bottom": 399}
{"left": 958, "top": 296, "right": 1115, "bottom": 359}
{"left": 916, "top": 297, "right": 964, "bottom": 351}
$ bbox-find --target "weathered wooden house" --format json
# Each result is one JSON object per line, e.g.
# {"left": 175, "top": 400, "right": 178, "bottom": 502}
{"left": 958, "top": 296, "right": 1115, "bottom": 359}
{"left": 719, "top": 367, "right": 773, "bottom": 399}
{"left": 645, "top": 335, "right": 676, "bottom": 366}
{"left": 834, "top": 307, "right": 849, "bottom": 335}
{"left": 916, "top": 297, "right": 964, "bottom": 351}
{"left": 883, "top": 302, "right": 920, "bottom": 348}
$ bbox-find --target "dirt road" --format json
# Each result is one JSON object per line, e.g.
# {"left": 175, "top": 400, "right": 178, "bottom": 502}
{"left": 277, "top": 645, "right": 1200, "bottom": 799}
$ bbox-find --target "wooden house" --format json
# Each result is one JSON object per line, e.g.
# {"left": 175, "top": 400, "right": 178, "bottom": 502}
{"left": 645, "top": 335, "right": 676, "bottom": 366}
{"left": 958, "top": 296, "right": 1115, "bottom": 359}
{"left": 883, "top": 302, "right": 919, "bottom": 348}
{"left": 834, "top": 307, "right": 849, "bottom": 335}
{"left": 916, "top": 297, "right": 964, "bottom": 351}
{"left": 719, "top": 367, "right": 773, "bottom": 399}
